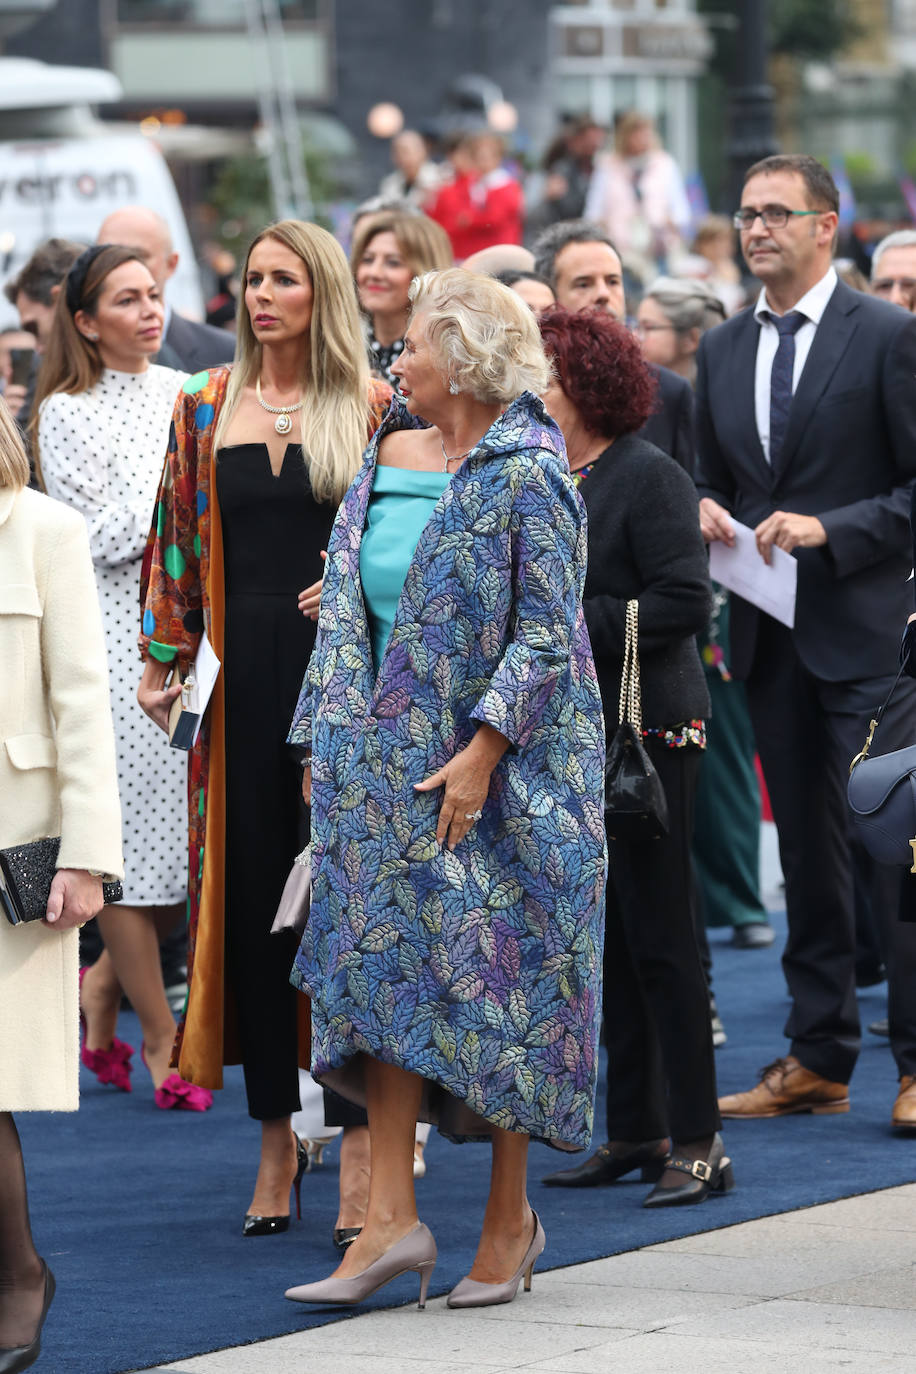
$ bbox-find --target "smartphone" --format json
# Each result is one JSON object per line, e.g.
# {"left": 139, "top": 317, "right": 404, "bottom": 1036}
{"left": 9, "top": 348, "right": 34, "bottom": 387}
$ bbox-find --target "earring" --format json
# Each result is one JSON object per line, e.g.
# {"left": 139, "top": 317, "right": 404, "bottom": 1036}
{"left": 88, "top": 333, "right": 99, "bottom": 341}
{"left": 449, "top": 378, "right": 460, "bottom": 395}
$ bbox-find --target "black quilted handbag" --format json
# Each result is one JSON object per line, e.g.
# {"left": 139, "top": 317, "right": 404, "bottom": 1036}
{"left": 847, "top": 660, "right": 916, "bottom": 870}
{"left": 604, "top": 600, "right": 669, "bottom": 841}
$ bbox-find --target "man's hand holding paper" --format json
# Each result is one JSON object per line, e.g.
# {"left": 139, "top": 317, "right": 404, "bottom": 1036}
{"left": 754, "top": 510, "right": 827, "bottom": 564}
{"left": 706, "top": 513, "right": 798, "bottom": 629}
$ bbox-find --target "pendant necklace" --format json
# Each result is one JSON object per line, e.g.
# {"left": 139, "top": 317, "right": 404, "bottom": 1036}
{"left": 440, "top": 438, "right": 473, "bottom": 472}
{"left": 256, "top": 376, "right": 303, "bottom": 435}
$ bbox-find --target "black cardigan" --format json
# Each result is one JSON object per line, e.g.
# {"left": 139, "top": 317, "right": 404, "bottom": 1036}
{"left": 578, "top": 432, "right": 712, "bottom": 730}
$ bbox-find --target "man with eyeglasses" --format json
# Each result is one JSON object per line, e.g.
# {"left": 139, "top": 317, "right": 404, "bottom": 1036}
{"left": 696, "top": 154, "right": 916, "bottom": 1131}
{"left": 870, "top": 229, "right": 916, "bottom": 314}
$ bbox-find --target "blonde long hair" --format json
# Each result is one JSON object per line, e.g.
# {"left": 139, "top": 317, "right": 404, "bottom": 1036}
{"left": 214, "top": 220, "right": 370, "bottom": 505}
{"left": 0, "top": 396, "right": 30, "bottom": 490}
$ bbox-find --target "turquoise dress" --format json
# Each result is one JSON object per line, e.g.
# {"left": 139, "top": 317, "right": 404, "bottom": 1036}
{"left": 360, "top": 464, "right": 450, "bottom": 670}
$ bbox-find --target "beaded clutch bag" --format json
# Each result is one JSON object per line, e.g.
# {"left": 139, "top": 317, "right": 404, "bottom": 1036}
{"left": 0, "top": 837, "right": 123, "bottom": 926}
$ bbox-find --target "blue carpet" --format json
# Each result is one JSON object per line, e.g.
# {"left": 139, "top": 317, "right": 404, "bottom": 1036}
{"left": 17, "top": 909, "right": 915, "bottom": 1373}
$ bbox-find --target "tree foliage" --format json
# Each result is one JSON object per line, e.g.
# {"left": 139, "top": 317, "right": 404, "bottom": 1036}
{"left": 770, "top": 0, "right": 862, "bottom": 59}
{"left": 697, "top": 0, "right": 861, "bottom": 70}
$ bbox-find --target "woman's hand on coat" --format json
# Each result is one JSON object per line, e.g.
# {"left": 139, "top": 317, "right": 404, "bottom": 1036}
{"left": 298, "top": 551, "right": 327, "bottom": 620}
{"left": 44, "top": 869, "right": 104, "bottom": 929}
{"left": 414, "top": 724, "right": 509, "bottom": 850}
{"left": 137, "top": 657, "right": 183, "bottom": 733}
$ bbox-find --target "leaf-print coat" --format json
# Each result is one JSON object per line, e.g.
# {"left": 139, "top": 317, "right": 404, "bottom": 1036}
{"left": 289, "top": 392, "right": 607, "bottom": 1150}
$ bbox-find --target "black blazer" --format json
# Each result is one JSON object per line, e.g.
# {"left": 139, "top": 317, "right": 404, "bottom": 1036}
{"left": 695, "top": 280, "right": 916, "bottom": 682}
{"left": 156, "top": 312, "right": 235, "bottom": 373}
{"left": 640, "top": 364, "right": 695, "bottom": 475}
{"left": 580, "top": 432, "right": 711, "bottom": 730}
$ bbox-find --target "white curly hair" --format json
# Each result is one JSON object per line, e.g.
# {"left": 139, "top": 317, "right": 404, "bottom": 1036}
{"left": 408, "top": 267, "right": 551, "bottom": 404}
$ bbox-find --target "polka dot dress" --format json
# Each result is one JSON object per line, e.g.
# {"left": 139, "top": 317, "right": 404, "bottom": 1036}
{"left": 38, "top": 365, "right": 190, "bottom": 906}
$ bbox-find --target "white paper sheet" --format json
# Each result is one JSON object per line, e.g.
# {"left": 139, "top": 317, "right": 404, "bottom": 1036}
{"left": 708, "top": 519, "right": 797, "bottom": 629}
{"left": 168, "top": 631, "right": 221, "bottom": 750}
{"left": 188, "top": 632, "right": 220, "bottom": 746}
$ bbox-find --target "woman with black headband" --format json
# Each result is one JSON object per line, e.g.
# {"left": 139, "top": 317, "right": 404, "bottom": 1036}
{"left": 32, "top": 244, "right": 211, "bottom": 1112}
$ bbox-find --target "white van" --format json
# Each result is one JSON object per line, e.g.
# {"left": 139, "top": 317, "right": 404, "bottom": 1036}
{"left": 0, "top": 57, "right": 203, "bottom": 328}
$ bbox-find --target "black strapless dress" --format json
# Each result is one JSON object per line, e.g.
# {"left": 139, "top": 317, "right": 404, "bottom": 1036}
{"left": 216, "top": 443, "right": 334, "bottom": 1119}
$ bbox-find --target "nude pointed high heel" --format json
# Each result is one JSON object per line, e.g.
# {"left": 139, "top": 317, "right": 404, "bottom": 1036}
{"left": 285, "top": 1221, "right": 437, "bottom": 1308}
{"left": 446, "top": 1212, "right": 546, "bottom": 1309}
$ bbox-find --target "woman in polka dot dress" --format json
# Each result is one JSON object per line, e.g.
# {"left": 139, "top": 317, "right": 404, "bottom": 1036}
{"left": 34, "top": 244, "right": 211, "bottom": 1111}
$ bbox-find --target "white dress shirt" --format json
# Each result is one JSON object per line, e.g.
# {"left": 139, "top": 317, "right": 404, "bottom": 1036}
{"left": 753, "top": 266, "right": 838, "bottom": 462}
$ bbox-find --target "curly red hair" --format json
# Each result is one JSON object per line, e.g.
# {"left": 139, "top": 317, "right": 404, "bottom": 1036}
{"left": 539, "top": 307, "right": 657, "bottom": 438}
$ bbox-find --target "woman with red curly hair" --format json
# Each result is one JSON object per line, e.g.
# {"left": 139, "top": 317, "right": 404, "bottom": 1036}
{"left": 538, "top": 308, "right": 734, "bottom": 1208}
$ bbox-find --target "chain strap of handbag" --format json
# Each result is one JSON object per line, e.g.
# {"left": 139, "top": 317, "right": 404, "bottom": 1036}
{"left": 617, "top": 599, "right": 642, "bottom": 732}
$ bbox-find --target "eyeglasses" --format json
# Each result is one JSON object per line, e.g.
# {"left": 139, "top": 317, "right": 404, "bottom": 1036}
{"left": 872, "top": 277, "right": 916, "bottom": 296}
{"left": 634, "top": 321, "right": 677, "bottom": 335}
{"left": 732, "top": 206, "right": 824, "bottom": 231}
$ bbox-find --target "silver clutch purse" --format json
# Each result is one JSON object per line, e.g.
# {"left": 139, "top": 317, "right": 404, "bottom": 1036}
{"left": 270, "top": 844, "right": 311, "bottom": 937}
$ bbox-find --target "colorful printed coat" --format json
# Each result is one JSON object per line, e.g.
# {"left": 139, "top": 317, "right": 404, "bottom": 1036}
{"left": 139, "top": 365, "right": 391, "bottom": 1087}
{"left": 289, "top": 392, "right": 607, "bottom": 1150}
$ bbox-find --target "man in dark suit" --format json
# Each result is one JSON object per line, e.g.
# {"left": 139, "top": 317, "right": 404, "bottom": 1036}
{"left": 531, "top": 220, "right": 695, "bottom": 471}
{"left": 96, "top": 206, "right": 234, "bottom": 373}
{"left": 696, "top": 154, "right": 916, "bottom": 1128}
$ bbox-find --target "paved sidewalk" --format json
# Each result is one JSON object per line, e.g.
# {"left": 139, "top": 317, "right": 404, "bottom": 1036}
{"left": 148, "top": 1183, "right": 916, "bottom": 1374}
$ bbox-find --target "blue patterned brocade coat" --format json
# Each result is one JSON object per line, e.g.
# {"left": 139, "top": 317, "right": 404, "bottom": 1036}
{"left": 288, "top": 392, "right": 607, "bottom": 1150}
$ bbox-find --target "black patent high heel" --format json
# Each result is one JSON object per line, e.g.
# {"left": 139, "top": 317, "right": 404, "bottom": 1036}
{"left": 642, "top": 1132, "right": 735, "bottom": 1209}
{"left": 243, "top": 1133, "right": 309, "bottom": 1237}
{"left": 0, "top": 1261, "right": 55, "bottom": 1374}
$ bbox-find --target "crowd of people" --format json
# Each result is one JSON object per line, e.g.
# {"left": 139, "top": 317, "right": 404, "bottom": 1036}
{"left": 3, "top": 122, "right": 916, "bottom": 1370}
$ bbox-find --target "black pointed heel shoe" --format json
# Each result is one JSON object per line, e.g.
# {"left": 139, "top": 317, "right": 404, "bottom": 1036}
{"left": 0, "top": 1261, "right": 55, "bottom": 1374}
{"left": 242, "top": 1133, "right": 309, "bottom": 1237}
{"left": 542, "top": 1138, "right": 671, "bottom": 1188}
{"left": 642, "top": 1133, "right": 735, "bottom": 1208}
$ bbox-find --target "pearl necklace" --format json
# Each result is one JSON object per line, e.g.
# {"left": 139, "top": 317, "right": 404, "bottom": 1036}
{"left": 256, "top": 376, "right": 303, "bottom": 435}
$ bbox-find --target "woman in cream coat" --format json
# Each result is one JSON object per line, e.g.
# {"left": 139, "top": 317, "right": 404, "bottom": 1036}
{"left": 0, "top": 398, "right": 122, "bottom": 1373}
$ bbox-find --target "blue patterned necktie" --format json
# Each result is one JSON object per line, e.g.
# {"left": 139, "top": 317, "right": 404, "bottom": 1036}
{"left": 766, "top": 309, "right": 806, "bottom": 467}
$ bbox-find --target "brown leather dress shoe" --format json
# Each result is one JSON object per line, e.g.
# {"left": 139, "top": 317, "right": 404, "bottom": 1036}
{"left": 892, "top": 1076, "right": 916, "bottom": 1129}
{"left": 718, "top": 1055, "right": 850, "bottom": 1119}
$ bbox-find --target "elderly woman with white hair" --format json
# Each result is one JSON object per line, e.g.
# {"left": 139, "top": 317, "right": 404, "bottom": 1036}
{"left": 284, "top": 268, "right": 607, "bottom": 1310}
{"left": 635, "top": 277, "right": 727, "bottom": 387}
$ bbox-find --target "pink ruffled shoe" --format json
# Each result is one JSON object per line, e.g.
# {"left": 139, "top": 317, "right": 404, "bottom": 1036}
{"left": 78, "top": 965, "right": 135, "bottom": 1092}
{"left": 141, "top": 1045, "right": 213, "bottom": 1112}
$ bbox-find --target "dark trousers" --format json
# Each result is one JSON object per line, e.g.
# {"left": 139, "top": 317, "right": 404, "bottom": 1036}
{"left": 603, "top": 742, "right": 721, "bottom": 1143}
{"left": 745, "top": 615, "right": 916, "bottom": 1083}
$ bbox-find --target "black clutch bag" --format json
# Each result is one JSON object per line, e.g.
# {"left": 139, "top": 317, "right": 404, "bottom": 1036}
{"left": 847, "top": 657, "right": 916, "bottom": 869}
{"left": 604, "top": 600, "right": 669, "bottom": 841}
{"left": 0, "top": 837, "right": 123, "bottom": 926}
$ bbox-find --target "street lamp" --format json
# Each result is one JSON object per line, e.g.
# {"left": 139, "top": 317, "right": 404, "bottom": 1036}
{"left": 727, "top": 0, "right": 777, "bottom": 208}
